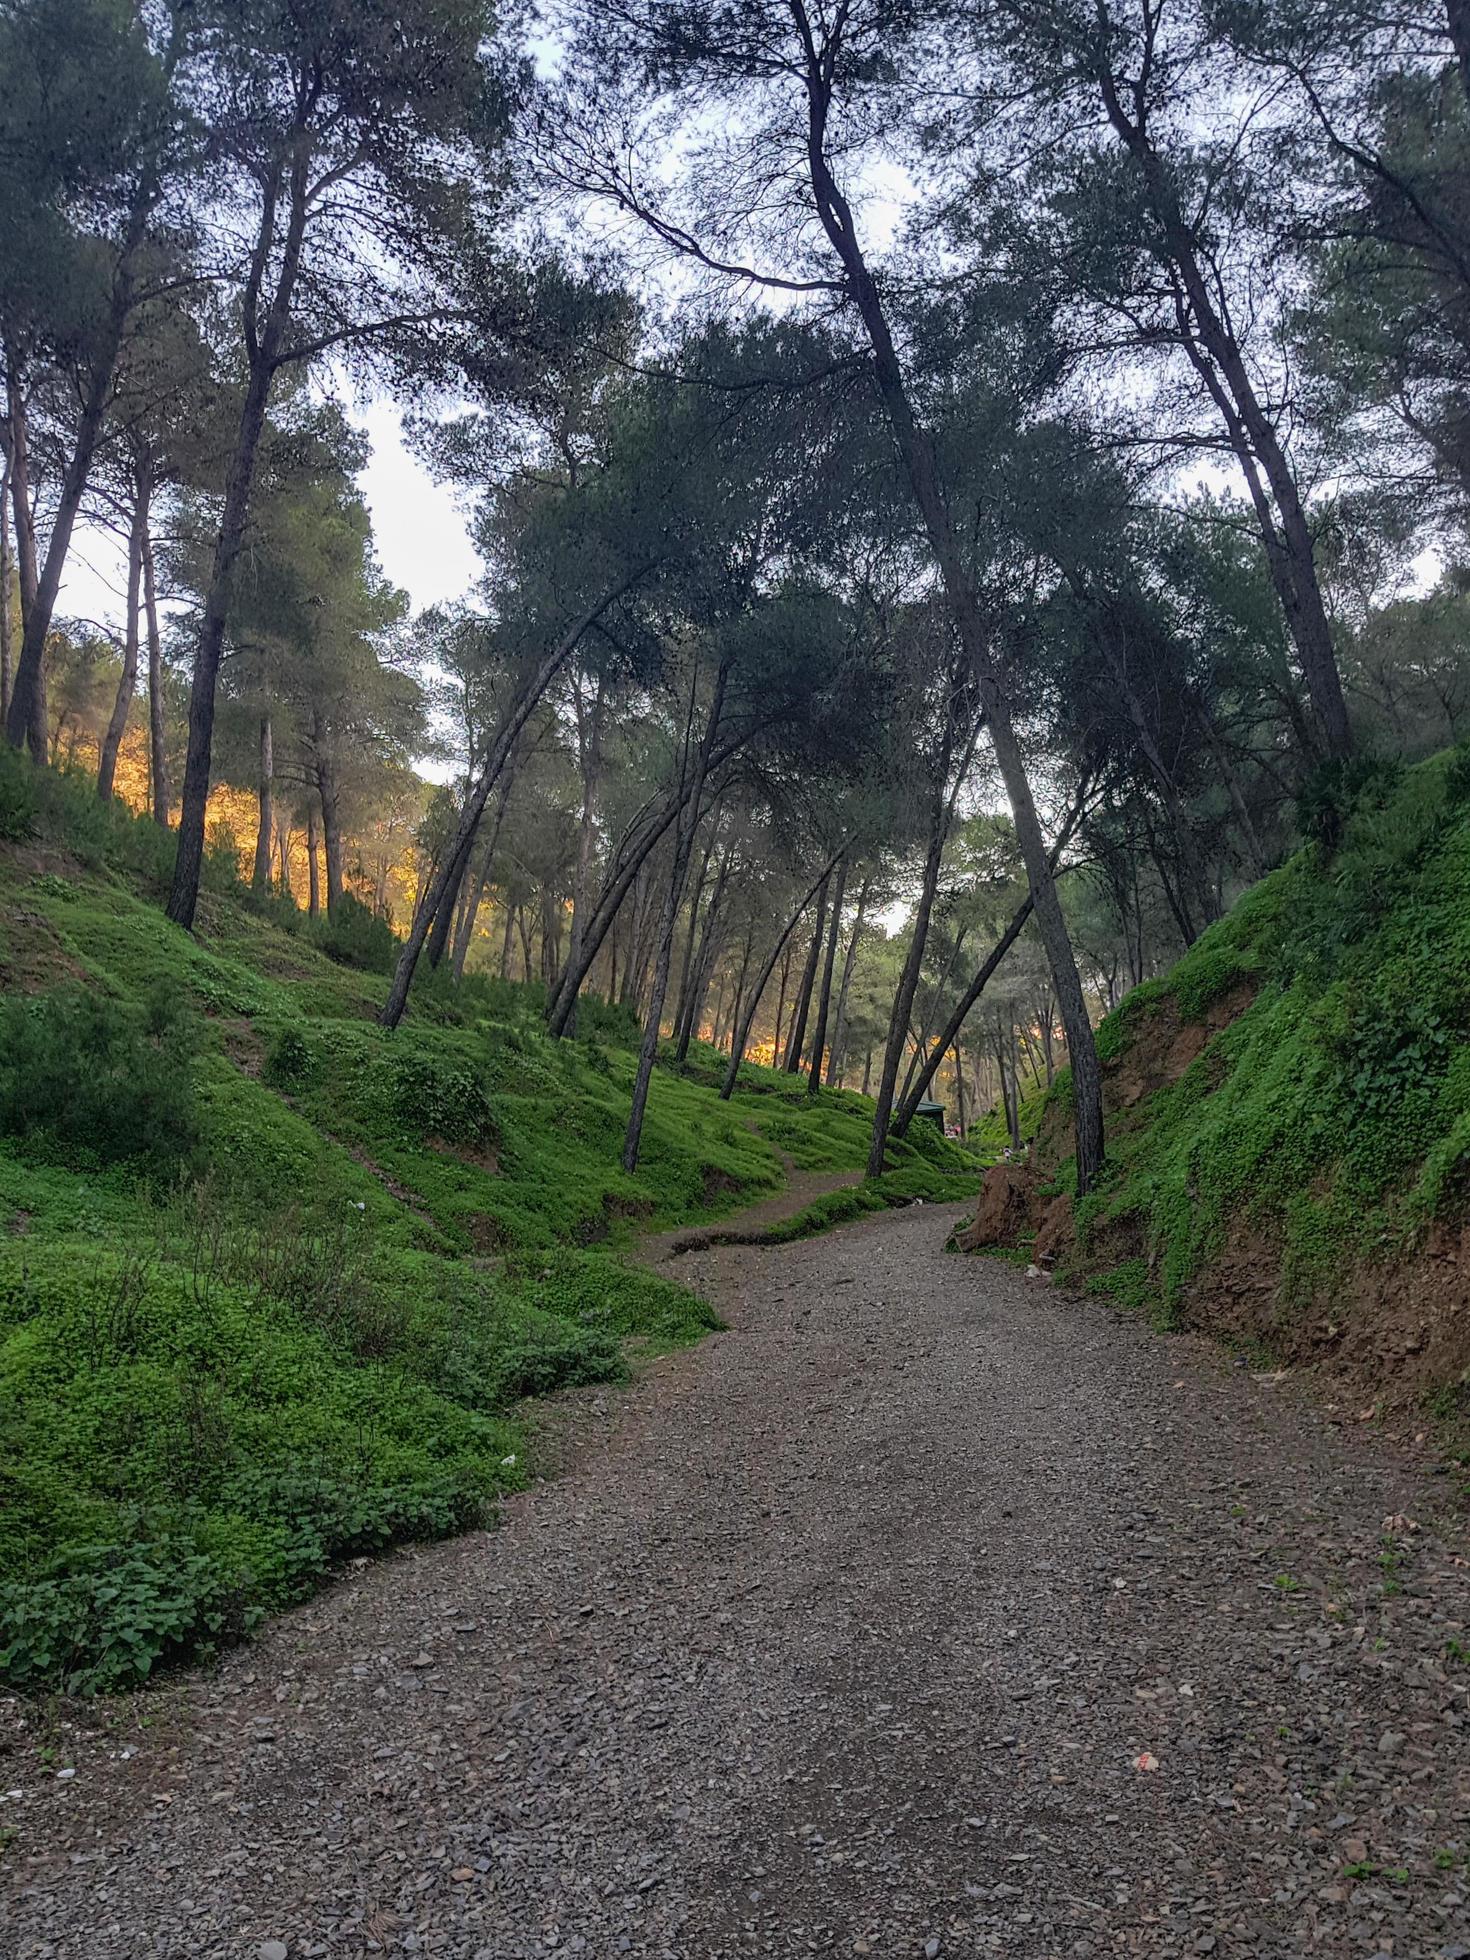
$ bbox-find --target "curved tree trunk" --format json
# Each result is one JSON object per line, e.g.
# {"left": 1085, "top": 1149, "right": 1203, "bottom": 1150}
{"left": 794, "top": 47, "right": 1104, "bottom": 1192}
{"left": 383, "top": 570, "right": 650, "bottom": 1029}
{"left": 867, "top": 800, "right": 946, "bottom": 1178}
{"left": 623, "top": 662, "right": 728, "bottom": 1171}
{"left": 783, "top": 874, "right": 829, "bottom": 1072}
{"left": 676, "top": 842, "right": 729, "bottom": 1064}
{"left": 719, "top": 845, "right": 847, "bottom": 1099}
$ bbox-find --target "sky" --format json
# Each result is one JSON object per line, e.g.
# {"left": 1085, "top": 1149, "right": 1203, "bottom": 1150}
{"left": 59, "top": 397, "right": 483, "bottom": 627}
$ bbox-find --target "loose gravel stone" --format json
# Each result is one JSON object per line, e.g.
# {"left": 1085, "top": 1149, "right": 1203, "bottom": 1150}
{"left": 4, "top": 1200, "right": 1469, "bottom": 1959}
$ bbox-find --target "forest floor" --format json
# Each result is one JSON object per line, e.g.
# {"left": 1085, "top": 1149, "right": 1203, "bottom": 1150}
{"left": 7, "top": 1199, "right": 1470, "bottom": 1960}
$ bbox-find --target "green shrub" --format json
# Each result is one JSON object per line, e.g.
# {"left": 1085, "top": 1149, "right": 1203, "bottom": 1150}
{"left": 263, "top": 1022, "right": 313, "bottom": 1087}
{"left": 0, "top": 984, "right": 199, "bottom": 1173}
{"left": 1296, "top": 751, "right": 1402, "bottom": 852}
{"left": 310, "top": 893, "right": 398, "bottom": 973}
{"left": 0, "top": 1538, "right": 258, "bottom": 1695}
{"left": 0, "top": 746, "right": 38, "bottom": 841}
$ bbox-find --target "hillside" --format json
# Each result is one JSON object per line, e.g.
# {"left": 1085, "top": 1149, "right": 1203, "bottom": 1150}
{"left": 977, "top": 751, "right": 1470, "bottom": 1432}
{"left": 0, "top": 756, "right": 978, "bottom": 1695}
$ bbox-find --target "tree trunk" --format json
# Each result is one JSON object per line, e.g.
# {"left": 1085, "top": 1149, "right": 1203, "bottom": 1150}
{"left": 451, "top": 781, "right": 512, "bottom": 981}
{"left": 892, "top": 786, "right": 1089, "bottom": 1134}
{"left": 861, "top": 1048, "right": 873, "bottom": 1096}
{"left": 1450, "top": 0, "right": 1470, "bottom": 106}
{"left": 306, "top": 808, "right": 320, "bottom": 918}
{"left": 499, "top": 898, "right": 516, "bottom": 980}
{"left": 783, "top": 875, "right": 829, "bottom": 1073}
{"left": 796, "top": 60, "right": 1104, "bottom": 1192}
{"left": 319, "top": 764, "right": 344, "bottom": 918}
{"left": 953, "top": 1042, "right": 966, "bottom": 1138}
{"left": 1084, "top": 74, "right": 1351, "bottom": 757}
{"left": 727, "top": 927, "right": 754, "bottom": 1060}
{"left": 676, "top": 842, "right": 729, "bottom": 1064}
{"left": 562, "top": 669, "right": 607, "bottom": 1031}
{"left": 805, "top": 853, "right": 847, "bottom": 1095}
{"left": 0, "top": 439, "right": 12, "bottom": 722}
{"left": 772, "top": 945, "right": 792, "bottom": 1070}
{"left": 719, "top": 846, "right": 847, "bottom": 1099}
{"left": 672, "top": 829, "right": 717, "bottom": 1053}
{"left": 827, "top": 868, "right": 870, "bottom": 1087}
{"left": 545, "top": 750, "right": 738, "bottom": 1037}
{"left": 624, "top": 663, "right": 728, "bottom": 1171}
{"left": 252, "top": 711, "right": 274, "bottom": 889}
{"left": 5, "top": 161, "right": 159, "bottom": 761}
{"left": 167, "top": 150, "right": 313, "bottom": 928}
{"left": 867, "top": 796, "right": 945, "bottom": 1178}
{"left": 97, "top": 471, "right": 148, "bottom": 802}
{"left": 142, "top": 516, "right": 168, "bottom": 825}
{"left": 426, "top": 809, "right": 479, "bottom": 970}
{"left": 3, "top": 365, "right": 43, "bottom": 756}
{"left": 383, "top": 570, "right": 650, "bottom": 1028}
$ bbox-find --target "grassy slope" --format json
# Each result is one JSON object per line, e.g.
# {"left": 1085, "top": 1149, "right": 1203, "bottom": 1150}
{"left": 0, "top": 760, "right": 976, "bottom": 1691}
{"left": 1042, "top": 751, "right": 1470, "bottom": 1423}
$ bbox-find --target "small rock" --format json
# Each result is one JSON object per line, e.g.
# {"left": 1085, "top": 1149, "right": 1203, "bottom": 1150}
{"left": 260, "top": 1943, "right": 289, "bottom": 1960}
{"left": 924, "top": 1940, "right": 942, "bottom": 1959}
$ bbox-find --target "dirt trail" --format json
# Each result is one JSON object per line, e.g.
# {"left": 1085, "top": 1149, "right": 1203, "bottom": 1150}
{"left": 7, "top": 1203, "right": 1470, "bottom": 1959}
{"left": 634, "top": 1164, "right": 862, "bottom": 1263}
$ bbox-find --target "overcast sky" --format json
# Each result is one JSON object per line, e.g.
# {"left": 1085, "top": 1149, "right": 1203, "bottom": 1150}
{"left": 58, "top": 395, "right": 482, "bottom": 628}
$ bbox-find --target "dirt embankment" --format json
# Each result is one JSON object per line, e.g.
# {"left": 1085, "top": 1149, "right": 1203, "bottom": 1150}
{"left": 955, "top": 985, "right": 1470, "bottom": 1420}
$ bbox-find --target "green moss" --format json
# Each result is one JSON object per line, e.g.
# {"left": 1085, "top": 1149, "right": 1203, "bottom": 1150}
{"left": 0, "top": 787, "right": 910, "bottom": 1690}
{"left": 1067, "top": 750, "right": 1470, "bottom": 1323}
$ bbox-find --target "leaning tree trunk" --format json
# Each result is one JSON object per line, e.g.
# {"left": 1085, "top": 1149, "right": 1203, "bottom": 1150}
{"left": 451, "top": 777, "right": 513, "bottom": 981}
{"left": 827, "top": 868, "right": 871, "bottom": 1087}
{"left": 892, "top": 783, "right": 1089, "bottom": 1136}
{"left": 783, "top": 875, "right": 829, "bottom": 1073}
{"left": 562, "top": 671, "right": 608, "bottom": 1034}
{"left": 623, "top": 664, "right": 728, "bottom": 1172}
{"left": 798, "top": 79, "right": 1105, "bottom": 1192}
{"left": 1088, "top": 87, "right": 1353, "bottom": 759}
{"left": 671, "top": 831, "right": 717, "bottom": 1053}
{"left": 719, "top": 847, "right": 848, "bottom": 1100}
{"left": 97, "top": 476, "right": 148, "bottom": 802}
{"left": 383, "top": 568, "right": 651, "bottom": 1029}
{"left": 545, "top": 747, "right": 738, "bottom": 1037}
{"left": 676, "top": 844, "right": 729, "bottom": 1064}
{"left": 805, "top": 853, "right": 847, "bottom": 1095}
{"left": 252, "top": 711, "right": 274, "bottom": 889}
{"left": 867, "top": 803, "right": 946, "bottom": 1178}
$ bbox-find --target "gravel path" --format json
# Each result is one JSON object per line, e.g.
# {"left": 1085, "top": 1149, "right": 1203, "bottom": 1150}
{"left": 6, "top": 1201, "right": 1470, "bottom": 1959}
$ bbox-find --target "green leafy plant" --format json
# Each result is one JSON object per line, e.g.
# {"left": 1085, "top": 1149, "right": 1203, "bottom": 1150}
{"left": 0, "top": 984, "right": 199, "bottom": 1173}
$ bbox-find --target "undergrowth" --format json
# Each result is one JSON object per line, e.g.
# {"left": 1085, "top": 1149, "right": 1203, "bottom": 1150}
{"left": 0, "top": 752, "right": 980, "bottom": 1693}
{"left": 1057, "top": 747, "right": 1470, "bottom": 1327}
